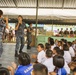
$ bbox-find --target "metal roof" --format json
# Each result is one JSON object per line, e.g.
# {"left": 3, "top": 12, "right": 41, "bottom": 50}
{"left": 1, "top": 0, "right": 76, "bottom": 24}
{"left": 0, "top": 0, "right": 76, "bottom": 9}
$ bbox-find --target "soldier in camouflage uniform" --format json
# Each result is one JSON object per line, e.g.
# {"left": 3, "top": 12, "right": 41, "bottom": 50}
{"left": 27, "top": 23, "right": 33, "bottom": 49}
{"left": 0, "top": 10, "right": 8, "bottom": 57}
{"left": 15, "top": 15, "right": 26, "bottom": 57}
{"left": 0, "top": 10, "right": 8, "bottom": 66}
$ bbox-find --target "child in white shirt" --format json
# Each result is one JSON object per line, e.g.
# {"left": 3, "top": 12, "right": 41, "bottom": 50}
{"left": 53, "top": 47, "right": 70, "bottom": 74}
{"left": 50, "top": 38, "right": 56, "bottom": 51}
{"left": 53, "top": 55, "right": 67, "bottom": 75}
{"left": 58, "top": 41, "right": 63, "bottom": 50}
{"left": 32, "top": 44, "right": 46, "bottom": 64}
{"left": 67, "top": 42, "right": 75, "bottom": 57}
{"left": 43, "top": 50, "right": 55, "bottom": 73}
{"left": 44, "top": 43, "right": 51, "bottom": 51}
{"left": 37, "top": 44, "right": 46, "bottom": 64}
{"left": 63, "top": 44, "right": 71, "bottom": 64}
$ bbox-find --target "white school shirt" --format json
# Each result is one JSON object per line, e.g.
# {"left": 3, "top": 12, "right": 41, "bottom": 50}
{"left": 69, "top": 47, "right": 75, "bottom": 57}
{"left": 58, "top": 46, "right": 62, "bottom": 50}
{"left": 64, "top": 61, "right": 70, "bottom": 74}
{"left": 72, "top": 44, "right": 76, "bottom": 51}
{"left": 43, "top": 58, "right": 55, "bottom": 72}
{"left": 51, "top": 44, "right": 56, "bottom": 51}
{"left": 37, "top": 50, "right": 46, "bottom": 64}
{"left": 63, "top": 51, "right": 71, "bottom": 64}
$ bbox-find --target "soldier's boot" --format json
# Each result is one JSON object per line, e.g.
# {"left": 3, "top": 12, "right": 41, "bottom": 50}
{"left": 15, "top": 51, "right": 18, "bottom": 57}
{"left": 19, "top": 44, "right": 24, "bottom": 53}
{"left": 27, "top": 44, "right": 31, "bottom": 49}
{"left": 19, "top": 50, "right": 23, "bottom": 53}
{"left": 0, "top": 64, "right": 2, "bottom": 67}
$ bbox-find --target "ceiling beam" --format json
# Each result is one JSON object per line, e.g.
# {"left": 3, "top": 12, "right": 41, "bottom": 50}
{"left": 13, "top": 0, "right": 17, "bottom": 8}
{"left": 62, "top": 0, "right": 64, "bottom": 9}
{"left": 8, "top": 19, "right": 76, "bottom": 25}
{"left": 0, "top": 6, "right": 76, "bottom": 9}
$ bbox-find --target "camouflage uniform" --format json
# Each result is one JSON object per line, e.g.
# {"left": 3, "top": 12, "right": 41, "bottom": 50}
{"left": 27, "top": 27, "right": 33, "bottom": 49}
{"left": 15, "top": 22, "right": 26, "bottom": 53}
{"left": 0, "top": 19, "right": 6, "bottom": 57}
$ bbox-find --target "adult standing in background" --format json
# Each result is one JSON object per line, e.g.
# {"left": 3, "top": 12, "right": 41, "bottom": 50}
{"left": 0, "top": 10, "right": 8, "bottom": 65}
{"left": 15, "top": 15, "right": 26, "bottom": 57}
{"left": 9, "top": 27, "right": 13, "bottom": 42}
{"left": 64, "top": 28, "right": 69, "bottom": 36}
{"left": 74, "top": 30, "right": 76, "bottom": 36}
{"left": 27, "top": 23, "right": 33, "bottom": 49}
{"left": 59, "top": 28, "right": 63, "bottom": 36}
{"left": 70, "top": 28, "right": 74, "bottom": 37}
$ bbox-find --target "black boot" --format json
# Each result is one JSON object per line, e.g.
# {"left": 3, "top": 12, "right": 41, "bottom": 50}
{"left": 19, "top": 50, "right": 23, "bottom": 53}
{"left": 15, "top": 51, "right": 18, "bottom": 57}
{"left": 27, "top": 45, "right": 31, "bottom": 49}
{"left": 0, "top": 64, "right": 2, "bottom": 67}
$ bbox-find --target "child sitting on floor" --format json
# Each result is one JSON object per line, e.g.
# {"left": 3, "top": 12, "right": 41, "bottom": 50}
{"left": 52, "top": 55, "right": 67, "bottom": 75}
{"left": 32, "top": 63, "right": 48, "bottom": 75}
{"left": 32, "top": 43, "right": 46, "bottom": 64}
{"left": 8, "top": 52, "right": 33, "bottom": 75}
{"left": 43, "top": 50, "right": 55, "bottom": 73}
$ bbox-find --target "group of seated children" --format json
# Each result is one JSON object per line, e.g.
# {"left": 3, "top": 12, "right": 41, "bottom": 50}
{"left": 31, "top": 38, "right": 76, "bottom": 75}
{"left": 0, "top": 37, "right": 76, "bottom": 75}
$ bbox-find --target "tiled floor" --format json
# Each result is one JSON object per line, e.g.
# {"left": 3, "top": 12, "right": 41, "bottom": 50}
{"left": 0, "top": 43, "right": 37, "bottom": 67}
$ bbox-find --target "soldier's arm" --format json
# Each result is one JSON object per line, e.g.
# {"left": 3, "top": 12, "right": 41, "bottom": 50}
{"left": 5, "top": 17, "right": 8, "bottom": 28}
{"left": 15, "top": 23, "right": 20, "bottom": 30}
{"left": 2, "top": 17, "right": 8, "bottom": 40}
{"left": 0, "top": 17, "right": 9, "bottom": 28}
{"left": 29, "top": 28, "right": 34, "bottom": 32}
{"left": 0, "top": 20, "right": 6, "bottom": 27}
{"left": 28, "top": 28, "right": 32, "bottom": 32}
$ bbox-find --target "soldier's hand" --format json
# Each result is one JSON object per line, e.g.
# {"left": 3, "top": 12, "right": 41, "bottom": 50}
{"left": 4, "top": 17, "right": 8, "bottom": 22}
{"left": 11, "top": 62, "right": 17, "bottom": 70}
{"left": 19, "top": 20, "right": 22, "bottom": 24}
{"left": 7, "top": 66, "right": 13, "bottom": 71}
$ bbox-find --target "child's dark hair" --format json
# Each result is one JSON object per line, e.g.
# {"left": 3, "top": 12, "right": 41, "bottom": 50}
{"left": 61, "top": 39, "right": 67, "bottom": 44}
{"left": 33, "top": 63, "right": 48, "bottom": 75}
{"left": 50, "top": 38, "right": 54, "bottom": 41}
{"left": 18, "top": 15, "right": 23, "bottom": 19}
{"left": 61, "top": 39, "right": 65, "bottom": 42}
{"left": 38, "top": 43, "right": 44, "bottom": 49}
{"left": 0, "top": 67, "right": 10, "bottom": 75}
{"left": 46, "top": 50, "right": 52, "bottom": 58}
{"left": 45, "top": 43, "right": 51, "bottom": 50}
{"left": 58, "top": 41, "right": 62, "bottom": 45}
{"left": 50, "top": 40, "right": 54, "bottom": 45}
{"left": 63, "top": 44, "right": 69, "bottom": 51}
{"left": 50, "top": 38, "right": 54, "bottom": 45}
{"left": 53, "top": 55, "right": 64, "bottom": 68}
{"left": 67, "top": 42, "right": 72, "bottom": 46}
{"left": 0, "top": 10, "right": 3, "bottom": 17}
{"left": 53, "top": 47, "right": 61, "bottom": 54}
{"left": 58, "top": 50, "right": 64, "bottom": 56}
{"left": 64, "top": 39, "right": 67, "bottom": 44}
{"left": 18, "top": 52, "right": 31, "bottom": 66}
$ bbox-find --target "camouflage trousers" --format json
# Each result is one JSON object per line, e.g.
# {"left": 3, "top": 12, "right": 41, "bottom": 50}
{"left": 15, "top": 35, "right": 25, "bottom": 52}
{"left": 27, "top": 34, "right": 32, "bottom": 46}
{"left": 0, "top": 35, "right": 3, "bottom": 57}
